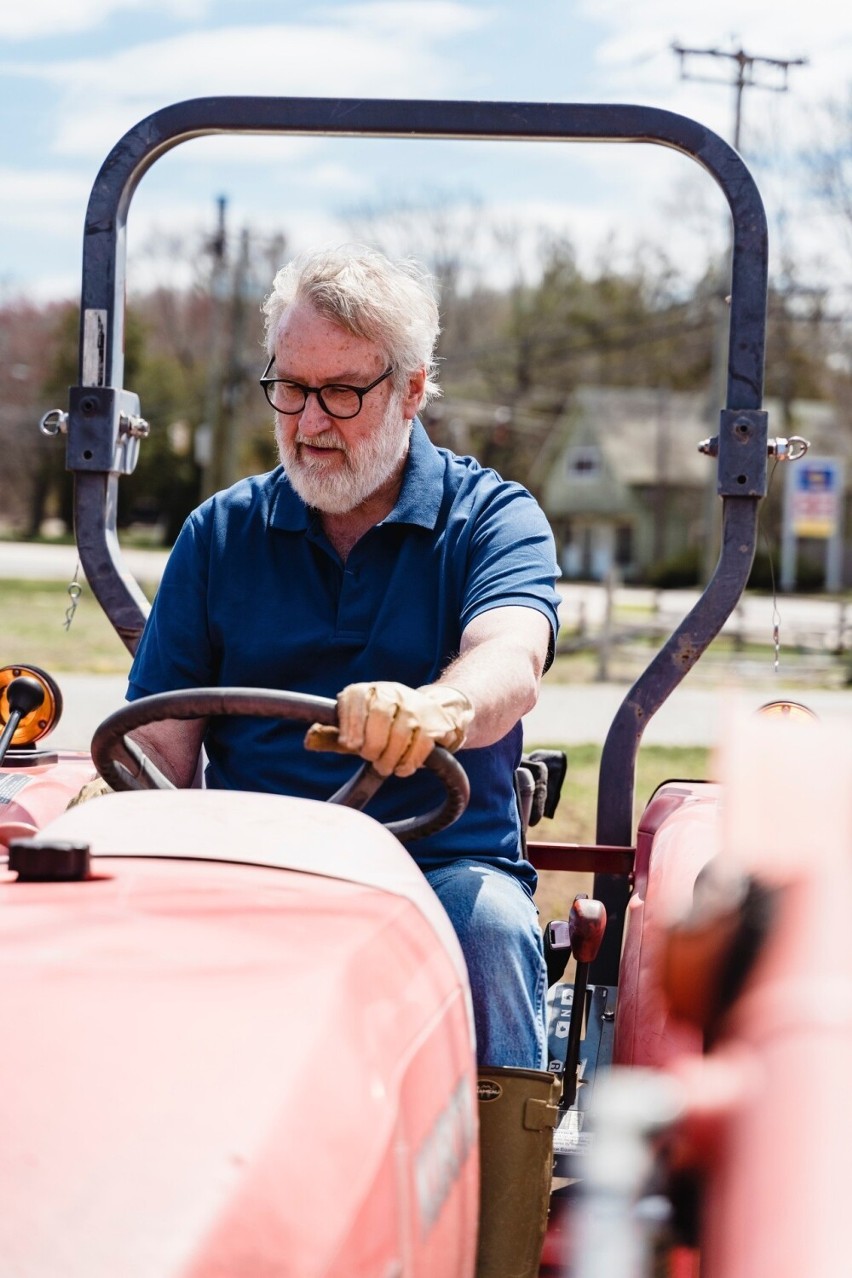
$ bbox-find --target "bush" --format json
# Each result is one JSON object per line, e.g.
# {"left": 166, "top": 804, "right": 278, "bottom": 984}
{"left": 646, "top": 545, "right": 701, "bottom": 589}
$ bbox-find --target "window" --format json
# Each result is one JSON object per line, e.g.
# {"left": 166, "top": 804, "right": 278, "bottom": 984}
{"left": 615, "top": 524, "right": 633, "bottom": 567}
{"left": 567, "top": 446, "right": 601, "bottom": 478}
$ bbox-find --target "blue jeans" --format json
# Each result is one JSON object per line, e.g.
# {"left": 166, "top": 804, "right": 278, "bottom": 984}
{"left": 426, "top": 859, "right": 547, "bottom": 1070}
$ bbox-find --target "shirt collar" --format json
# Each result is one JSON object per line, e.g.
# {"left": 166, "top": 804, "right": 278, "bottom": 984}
{"left": 269, "top": 418, "right": 444, "bottom": 532}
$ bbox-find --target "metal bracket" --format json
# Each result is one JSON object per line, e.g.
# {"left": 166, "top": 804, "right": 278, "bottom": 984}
{"left": 699, "top": 428, "right": 809, "bottom": 466}
{"left": 702, "top": 408, "right": 769, "bottom": 498}
{"left": 67, "top": 386, "right": 149, "bottom": 475}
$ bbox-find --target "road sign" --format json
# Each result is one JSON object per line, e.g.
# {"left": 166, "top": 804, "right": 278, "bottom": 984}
{"left": 789, "top": 459, "right": 843, "bottom": 539}
{"left": 782, "top": 455, "right": 846, "bottom": 590}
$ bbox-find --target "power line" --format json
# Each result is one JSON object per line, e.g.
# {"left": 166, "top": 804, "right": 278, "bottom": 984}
{"left": 671, "top": 41, "right": 807, "bottom": 150}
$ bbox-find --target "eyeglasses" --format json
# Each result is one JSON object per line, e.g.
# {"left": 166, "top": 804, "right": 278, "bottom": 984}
{"left": 259, "top": 357, "right": 394, "bottom": 419}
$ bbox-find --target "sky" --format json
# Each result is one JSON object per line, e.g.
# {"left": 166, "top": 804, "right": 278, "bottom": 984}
{"left": 1, "top": 0, "right": 851, "bottom": 307}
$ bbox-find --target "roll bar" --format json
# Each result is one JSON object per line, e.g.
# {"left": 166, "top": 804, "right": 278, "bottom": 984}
{"left": 68, "top": 97, "right": 769, "bottom": 976}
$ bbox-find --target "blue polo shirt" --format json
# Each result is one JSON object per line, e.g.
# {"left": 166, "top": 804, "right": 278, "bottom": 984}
{"left": 127, "top": 420, "right": 561, "bottom": 890}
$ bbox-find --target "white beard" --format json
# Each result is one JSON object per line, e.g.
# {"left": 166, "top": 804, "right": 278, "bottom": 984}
{"left": 275, "top": 390, "right": 412, "bottom": 514}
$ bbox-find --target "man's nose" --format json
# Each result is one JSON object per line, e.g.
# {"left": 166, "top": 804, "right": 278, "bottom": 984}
{"left": 297, "top": 391, "right": 332, "bottom": 435}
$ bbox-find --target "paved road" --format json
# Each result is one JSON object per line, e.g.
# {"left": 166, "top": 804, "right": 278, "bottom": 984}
{"left": 0, "top": 541, "right": 169, "bottom": 585}
{"left": 3, "top": 540, "right": 847, "bottom": 642}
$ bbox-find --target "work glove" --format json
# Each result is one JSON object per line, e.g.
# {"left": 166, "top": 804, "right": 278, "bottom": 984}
{"left": 313, "top": 681, "right": 474, "bottom": 778}
{"left": 66, "top": 775, "right": 113, "bottom": 809}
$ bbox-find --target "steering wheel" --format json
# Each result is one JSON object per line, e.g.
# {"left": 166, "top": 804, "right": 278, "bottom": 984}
{"left": 90, "top": 687, "right": 470, "bottom": 842}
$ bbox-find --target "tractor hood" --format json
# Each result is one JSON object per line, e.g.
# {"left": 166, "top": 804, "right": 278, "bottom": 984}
{"left": 0, "top": 791, "right": 478, "bottom": 1277}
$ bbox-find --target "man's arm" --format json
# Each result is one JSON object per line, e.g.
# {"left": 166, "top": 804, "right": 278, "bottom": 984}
{"left": 434, "top": 605, "right": 552, "bottom": 749}
{"left": 334, "top": 605, "right": 553, "bottom": 776}
{"left": 127, "top": 718, "right": 207, "bottom": 789}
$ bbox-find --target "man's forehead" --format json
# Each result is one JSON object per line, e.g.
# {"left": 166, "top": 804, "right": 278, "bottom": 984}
{"left": 274, "top": 303, "right": 385, "bottom": 375}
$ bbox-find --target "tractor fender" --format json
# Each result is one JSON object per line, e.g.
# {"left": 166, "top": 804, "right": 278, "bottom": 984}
{"left": 613, "top": 780, "right": 721, "bottom": 1069}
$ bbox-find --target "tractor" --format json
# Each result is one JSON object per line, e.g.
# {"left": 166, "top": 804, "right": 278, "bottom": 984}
{"left": 2, "top": 96, "right": 847, "bottom": 1278}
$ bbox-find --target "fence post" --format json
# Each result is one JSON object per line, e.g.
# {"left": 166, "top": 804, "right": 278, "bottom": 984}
{"left": 596, "top": 569, "right": 617, "bottom": 682}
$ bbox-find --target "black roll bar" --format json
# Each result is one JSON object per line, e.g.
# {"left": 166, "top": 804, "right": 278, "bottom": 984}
{"left": 68, "top": 97, "right": 769, "bottom": 976}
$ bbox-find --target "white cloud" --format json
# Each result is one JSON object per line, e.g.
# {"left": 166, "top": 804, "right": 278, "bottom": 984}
{"left": 337, "top": 2, "right": 488, "bottom": 37}
{"left": 0, "top": 166, "right": 90, "bottom": 233}
{"left": 0, "top": 0, "right": 209, "bottom": 40}
{"left": 6, "top": 18, "right": 467, "bottom": 163}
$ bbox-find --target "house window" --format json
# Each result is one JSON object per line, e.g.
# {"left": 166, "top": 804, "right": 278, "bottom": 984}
{"left": 615, "top": 524, "right": 633, "bottom": 567}
{"left": 567, "top": 446, "right": 601, "bottom": 478}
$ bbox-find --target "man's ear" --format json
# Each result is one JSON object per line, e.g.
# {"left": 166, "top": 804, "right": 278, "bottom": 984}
{"left": 401, "top": 366, "right": 427, "bottom": 420}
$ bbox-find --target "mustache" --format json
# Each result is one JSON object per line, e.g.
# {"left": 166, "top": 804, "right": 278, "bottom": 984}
{"left": 294, "top": 433, "right": 347, "bottom": 451}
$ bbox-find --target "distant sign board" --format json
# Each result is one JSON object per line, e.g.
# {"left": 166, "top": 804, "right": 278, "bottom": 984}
{"left": 788, "top": 458, "right": 843, "bottom": 539}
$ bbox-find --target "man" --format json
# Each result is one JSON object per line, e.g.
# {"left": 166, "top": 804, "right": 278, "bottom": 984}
{"left": 123, "top": 246, "right": 562, "bottom": 1276}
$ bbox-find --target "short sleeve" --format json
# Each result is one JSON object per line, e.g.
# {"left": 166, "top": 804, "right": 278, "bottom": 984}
{"left": 458, "top": 482, "right": 561, "bottom": 664}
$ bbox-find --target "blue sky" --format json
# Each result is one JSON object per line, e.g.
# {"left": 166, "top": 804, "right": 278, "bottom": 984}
{"left": 2, "top": 1, "right": 851, "bottom": 304}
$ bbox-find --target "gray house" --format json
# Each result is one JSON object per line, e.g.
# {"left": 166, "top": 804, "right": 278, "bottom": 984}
{"left": 538, "top": 387, "right": 851, "bottom": 584}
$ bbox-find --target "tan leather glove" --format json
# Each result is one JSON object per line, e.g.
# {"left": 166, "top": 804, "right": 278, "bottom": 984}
{"left": 334, "top": 681, "right": 474, "bottom": 778}
{"left": 66, "top": 775, "right": 113, "bottom": 809}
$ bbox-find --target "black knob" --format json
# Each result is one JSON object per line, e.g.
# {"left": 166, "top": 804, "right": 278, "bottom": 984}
{"left": 6, "top": 676, "right": 45, "bottom": 716}
{"left": 8, "top": 839, "right": 91, "bottom": 882}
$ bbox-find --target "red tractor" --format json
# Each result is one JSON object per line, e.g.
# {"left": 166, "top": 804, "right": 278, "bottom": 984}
{"left": 2, "top": 98, "right": 846, "bottom": 1278}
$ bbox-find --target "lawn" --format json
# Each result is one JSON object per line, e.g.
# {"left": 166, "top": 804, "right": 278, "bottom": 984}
{"left": 0, "top": 579, "right": 152, "bottom": 674}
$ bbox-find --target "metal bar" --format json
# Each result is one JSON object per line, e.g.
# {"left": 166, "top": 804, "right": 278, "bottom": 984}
{"left": 70, "top": 96, "right": 767, "bottom": 652}
{"left": 81, "top": 96, "right": 766, "bottom": 393}
{"left": 591, "top": 495, "right": 762, "bottom": 983}
{"left": 73, "top": 472, "right": 152, "bottom": 655}
{"left": 527, "top": 843, "right": 635, "bottom": 875}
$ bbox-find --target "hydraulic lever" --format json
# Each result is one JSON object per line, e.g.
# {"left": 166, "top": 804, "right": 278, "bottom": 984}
{"left": 560, "top": 893, "right": 607, "bottom": 1109}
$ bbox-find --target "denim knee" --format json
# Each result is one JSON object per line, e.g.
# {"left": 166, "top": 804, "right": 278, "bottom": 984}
{"left": 426, "top": 859, "right": 547, "bottom": 1070}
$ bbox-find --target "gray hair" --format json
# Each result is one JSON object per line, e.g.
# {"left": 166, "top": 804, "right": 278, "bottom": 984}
{"left": 262, "top": 245, "right": 442, "bottom": 408}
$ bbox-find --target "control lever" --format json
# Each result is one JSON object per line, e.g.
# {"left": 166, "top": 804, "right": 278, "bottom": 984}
{"left": 0, "top": 676, "right": 45, "bottom": 766}
{"left": 560, "top": 893, "right": 607, "bottom": 1109}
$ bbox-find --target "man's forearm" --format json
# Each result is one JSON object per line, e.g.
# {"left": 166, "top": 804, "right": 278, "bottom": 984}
{"left": 436, "top": 608, "right": 552, "bottom": 750}
{"left": 128, "top": 718, "right": 206, "bottom": 789}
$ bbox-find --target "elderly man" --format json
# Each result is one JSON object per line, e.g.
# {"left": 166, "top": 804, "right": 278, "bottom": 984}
{"left": 123, "top": 246, "right": 561, "bottom": 1276}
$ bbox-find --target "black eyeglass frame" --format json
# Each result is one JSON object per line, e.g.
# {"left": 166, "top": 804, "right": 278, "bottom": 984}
{"left": 259, "top": 357, "right": 395, "bottom": 419}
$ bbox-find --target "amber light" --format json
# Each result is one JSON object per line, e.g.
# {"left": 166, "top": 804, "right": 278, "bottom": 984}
{"left": 0, "top": 665, "right": 62, "bottom": 746}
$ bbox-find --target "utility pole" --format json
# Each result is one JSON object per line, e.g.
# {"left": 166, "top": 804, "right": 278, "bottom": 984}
{"left": 671, "top": 43, "right": 807, "bottom": 152}
{"left": 671, "top": 41, "right": 807, "bottom": 582}
{"left": 199, "top": 195, "right": 229, "bottom": 500}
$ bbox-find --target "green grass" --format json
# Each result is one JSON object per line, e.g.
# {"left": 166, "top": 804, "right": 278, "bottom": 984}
{"left": 0, "top": 579, "right": 154, "bottom": 674}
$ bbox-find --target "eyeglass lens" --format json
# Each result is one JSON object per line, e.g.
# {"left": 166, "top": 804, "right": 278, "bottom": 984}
{"left": 266, "top": 382, "right": 364, "bottom": 417}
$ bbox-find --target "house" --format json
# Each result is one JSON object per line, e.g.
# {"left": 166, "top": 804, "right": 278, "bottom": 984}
{"left": 538, "top": 387, "right": 852, "bottom": 585}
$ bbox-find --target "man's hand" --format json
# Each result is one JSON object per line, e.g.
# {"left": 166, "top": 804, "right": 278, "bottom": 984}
{"left": 334, "top": 681, "right": 474, "bottom": 778}
{"left": 66, "top": 775, "right": 112, "bottom": 808}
